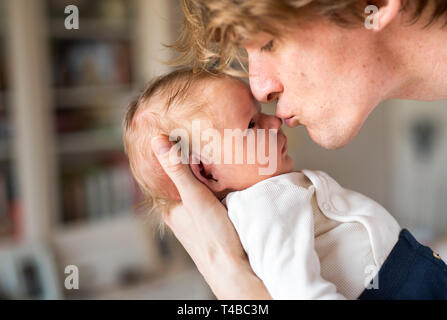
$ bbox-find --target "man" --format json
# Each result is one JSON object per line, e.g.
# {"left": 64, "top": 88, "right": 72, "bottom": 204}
{"left": 151, "top": 0, "right": 447, "bottom": 299}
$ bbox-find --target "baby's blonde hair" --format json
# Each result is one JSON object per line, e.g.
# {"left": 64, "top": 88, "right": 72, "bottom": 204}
{"left": 123, "top": 68, "right": 226, "bottom": 230}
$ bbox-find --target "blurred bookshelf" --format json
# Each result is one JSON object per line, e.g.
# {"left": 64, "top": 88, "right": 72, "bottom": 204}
{"left": 0, "top": 0, "right": 212, "bottom": 300}
{"left": 46, "top": 0, "right": 140, "bottom": 228}
{"left": 0, "top": 0, "right": 20, "bottom": 245}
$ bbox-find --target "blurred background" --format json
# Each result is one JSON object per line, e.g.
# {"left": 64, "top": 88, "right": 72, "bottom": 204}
{"left": 0, "top": 0, "right": 446, "bottom": 300}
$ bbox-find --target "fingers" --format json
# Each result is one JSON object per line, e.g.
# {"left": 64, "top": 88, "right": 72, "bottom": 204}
{"left": 151, "top": 135, "right": 213, "bottom": 206}
{"left": 161, "top": 203, "right": 186, "bottom": 231}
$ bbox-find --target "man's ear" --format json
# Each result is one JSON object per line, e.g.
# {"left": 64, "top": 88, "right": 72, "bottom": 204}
{"left": 367, "top": 0, "right": 401, "bottom": 31}
{"left": 189, "top": 155, "right": 222, "bottom": 192}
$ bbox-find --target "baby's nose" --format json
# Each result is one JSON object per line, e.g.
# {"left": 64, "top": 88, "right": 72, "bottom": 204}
{"left": 268, "top": 115, "right": 282, "bottom": 130}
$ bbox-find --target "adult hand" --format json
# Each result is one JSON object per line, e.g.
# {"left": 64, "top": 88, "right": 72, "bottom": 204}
{"left": 151, "top": 135, "right": 272, "bottom": 300}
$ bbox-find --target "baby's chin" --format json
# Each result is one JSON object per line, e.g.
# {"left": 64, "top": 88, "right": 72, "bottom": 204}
{"left": 276, "top": 154, "right": 295, "bottom": 175}
{"left": 218, "top": 156, "right": 295, "bottom": 196}
{"left": 257, "top": 154, "right": 295, "bottom": 181}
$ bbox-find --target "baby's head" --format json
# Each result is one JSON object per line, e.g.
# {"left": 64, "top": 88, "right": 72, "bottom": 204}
{"left": 123, "top": 68, "right": 293, "bottom": 216}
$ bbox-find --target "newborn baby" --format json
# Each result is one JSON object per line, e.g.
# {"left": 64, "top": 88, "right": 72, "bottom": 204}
{"left": 123, "top": 68, "right": 401, "bottom": 299}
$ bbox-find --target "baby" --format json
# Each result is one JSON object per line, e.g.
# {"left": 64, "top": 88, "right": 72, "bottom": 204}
{"left": 123, "top": 68, "right": 401, "bottom": 299}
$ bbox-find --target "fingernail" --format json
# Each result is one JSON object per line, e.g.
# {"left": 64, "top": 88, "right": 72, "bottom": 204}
{"left": 151, "top": 137, "right": 171, "bottom": 155}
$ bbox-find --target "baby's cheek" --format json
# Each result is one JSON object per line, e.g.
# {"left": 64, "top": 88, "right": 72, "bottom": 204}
{"left": 220, "top": 163, "right": 262, "bottom": 190}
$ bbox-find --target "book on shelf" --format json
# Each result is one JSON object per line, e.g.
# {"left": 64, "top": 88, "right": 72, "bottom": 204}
{"left": 51, "top": 39, "right": 132, "bottom": 88}
{"left": 0, "top": 171, "right": 10, "bottom": 236}
{"left": 60, "top": 156, "right": 142, "bottom": 225}
{"left": 0, "top": 29, "right": 10, "bottom": 141}
{"left": 0, "top": 105, "right": 10, "bottom": 141}
{"left": 0, "top": 42, "right": 6, "bottom": 92}
{"left": 0, "top": 165, "right": 21, "bottom": 240}
{"left": 55, "top": 107, "right": 121, "bottom": 134}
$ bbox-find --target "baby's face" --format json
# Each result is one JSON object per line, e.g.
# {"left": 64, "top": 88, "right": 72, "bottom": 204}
{"left": 196, "top": 77, "right": 294, "bottom": 193}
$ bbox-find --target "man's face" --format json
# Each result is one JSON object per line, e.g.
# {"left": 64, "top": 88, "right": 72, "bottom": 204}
{"left": 243, "top": 17, "right": 386, "bottom": 150}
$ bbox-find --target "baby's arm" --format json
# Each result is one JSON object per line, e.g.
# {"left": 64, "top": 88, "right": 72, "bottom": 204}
{"left": 226, "top": 181, "right": 346, "bottom": 299}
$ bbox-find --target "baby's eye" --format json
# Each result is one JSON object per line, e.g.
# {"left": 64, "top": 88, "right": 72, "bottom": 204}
{"left": 248, "top": 119, "right": 256, "bottom": 129}
{"left": 260, "top": 40, "right": 274, "bottom": 52}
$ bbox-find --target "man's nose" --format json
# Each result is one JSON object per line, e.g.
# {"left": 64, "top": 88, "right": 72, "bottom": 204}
{"left": 249, "top": 61, "right": 283, "bottom": 103}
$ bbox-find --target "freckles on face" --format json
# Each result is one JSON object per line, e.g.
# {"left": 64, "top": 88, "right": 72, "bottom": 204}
{"left": 255, "top": 21, "right": 380, "bottom": 149}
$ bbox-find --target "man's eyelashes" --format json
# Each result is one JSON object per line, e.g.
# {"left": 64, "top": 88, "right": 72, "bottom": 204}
{"left": 260, "top": 40, "right": 274, "bottom": 52}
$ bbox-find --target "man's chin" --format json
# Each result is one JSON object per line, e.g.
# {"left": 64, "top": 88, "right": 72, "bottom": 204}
{"left": 307, "top": 127, "right": 355, "bottom": 150}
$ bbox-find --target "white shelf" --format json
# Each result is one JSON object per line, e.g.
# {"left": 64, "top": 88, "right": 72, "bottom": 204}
{"left": 53, "top": 213, "right": 164, "bottom": 296}
{"left": 58, "top": 129, "right": 123, "bottom": 154}
{"left": 0, "top": 237, "right": 15, "bottom": 250}
{"left": 94, "top": 266, "right": 214, "bottom": 300}
{"left": 54, "top": 211, "right": 135, "bottom": 238}
{"left": 53, "top": 84, "right": 136, "bottom": 108}
{"left": 49, "top": 18, "right": 131, "bottom": 40}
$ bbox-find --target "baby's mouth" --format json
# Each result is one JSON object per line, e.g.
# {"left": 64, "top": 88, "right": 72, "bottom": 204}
{"left": 280, "top": 133, "right": 288, "bottom": 154}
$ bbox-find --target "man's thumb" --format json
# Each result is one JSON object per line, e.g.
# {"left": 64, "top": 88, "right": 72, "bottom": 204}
{"left": 151, "top": 135, "right": 200, "bottom": 197}
{"left": 151, "top": 135, "right": 172, "bottom": 157}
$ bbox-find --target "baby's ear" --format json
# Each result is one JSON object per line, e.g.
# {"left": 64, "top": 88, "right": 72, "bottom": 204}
{"left": 189, "top": 154, "right": 220, "bottom": 192}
